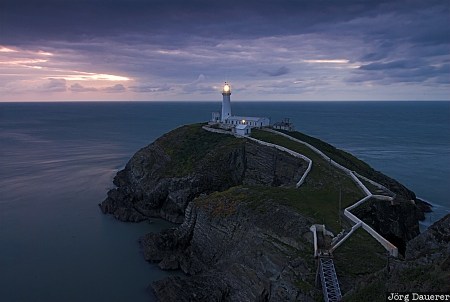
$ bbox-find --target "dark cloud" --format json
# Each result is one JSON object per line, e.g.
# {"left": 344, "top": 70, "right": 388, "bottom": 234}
{"left": 1, "top": 0, "right": 449, "bottom": 100}
{"left": 69, "top": 83, "right": 97, "bottom": 92}
{"left": 128, "top": 84, "right": 172, "bottom": 93}
{"left": 103, "top": 84, "right": 126, "bottom": 93}
{"left": 262, "top": 66, "right": 290, "bottom": 77}
{"left": 4, "top": 0, "right": 444, "bottom": 46}
{"left": 348, "top": 61, "right": 450, "bottom": 85}
{"left": 359, "top": 60, "right": 421, "bottom": 71}
{"left": 360, "top": 52, "right": 388, "bottom": 62}
{"left": 41, "top": 79, "right": 67, "bottom": 92}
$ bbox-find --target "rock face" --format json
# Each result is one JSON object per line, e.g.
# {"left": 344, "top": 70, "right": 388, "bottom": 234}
{"left": 389, "top": 214, "right": 450, "bottom": 291}
{"left": 141, "top": 190, "right": 318, "bottom": 301}
{"left": 406, "top": 213, "right": 450, "bottom": 265}
{"left": 100, "top": 124, "right": 308, "bottom": 223}
{"left": 345, "top": 214, "right": 450, "bottom": 301}
{"left": 351, "top": 198, "right": 426, "bottom": 254}
{"left": 100, "top": 124, "right": 440, "bottom": 301}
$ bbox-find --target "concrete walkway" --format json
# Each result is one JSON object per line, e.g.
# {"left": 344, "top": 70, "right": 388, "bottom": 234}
{"left": 202, "top": 125, "right": 398, "bottom": 257}
{"left": 265, "top": 129, "right": 398, "bottom": 257}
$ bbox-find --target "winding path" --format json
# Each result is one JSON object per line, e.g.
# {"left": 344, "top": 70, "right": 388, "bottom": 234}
{"left": 264, "top": 129, "right": 398, "bottom": 257}
{"left": 202, "top": 126, "right": 398, "bottom": 257}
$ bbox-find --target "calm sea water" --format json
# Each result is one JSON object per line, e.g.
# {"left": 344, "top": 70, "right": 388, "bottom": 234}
{"left": 1, "top": 101, "right": 449, "bottom": 301}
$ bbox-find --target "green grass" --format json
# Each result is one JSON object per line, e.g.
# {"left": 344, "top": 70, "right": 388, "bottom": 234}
{"left": 188, "top": 128, "right": 394, "bottom": 292}
{"left": 334, "top": 229, "right": 387, "bottom": 299}
{"left": 249, "top": 186, "right": 360, "bottom": 233}
{"left": 251, "top": 129, "right": 365, "bottom": 233}
{"left": 333, "top": 228, "right": 387, "bottom": 277}
{"left": 276, "top": 129, "right": 376, "bottom": 178}
{"left": 251, "top": 130, "right": 356, "bottom": 189}
{"left": 343, "top": 277, "right": 386, "bottom": 302}
{"left": 195, "top": 186, "right": 250, "bottom": 217}
{"left": 196, "top": 184, "right": 360, "bottom": 233}
{"left": 157, "top": 123, "right": 240, "bottom": 176}
{"left": 158, "top": 125, "right": 361, "bottom": 232}
{"left": 149, "top": 123, "right": 438, "bottom": 299}
{"left": 273, "top": 129, "right": 414, "bottom": 200}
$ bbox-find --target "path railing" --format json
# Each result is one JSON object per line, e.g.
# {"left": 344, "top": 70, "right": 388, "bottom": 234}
{"left": 202, "top": 126, "right": 312, "bottom": 188}
{"left": 263, "top": 129, "right": 398, "bottom": 257}
{"left": 202, "top": 126, "right": 398, "bottom": 256}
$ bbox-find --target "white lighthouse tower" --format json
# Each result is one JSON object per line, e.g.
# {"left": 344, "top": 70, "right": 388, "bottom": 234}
{"left": 221, "top": 82, "right": 232, "bottom": 122}
{"left": 209, "top": 81, "right": 270, "bottom": 131}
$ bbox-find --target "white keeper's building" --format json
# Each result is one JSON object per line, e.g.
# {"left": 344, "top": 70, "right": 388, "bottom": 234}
{"left": 211, "top": 82, "right": 270, "bottom": 135}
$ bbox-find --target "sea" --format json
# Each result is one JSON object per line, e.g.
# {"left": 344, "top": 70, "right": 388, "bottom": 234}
{"left": 1, "top": 101, "right": 449, "bottom": 301}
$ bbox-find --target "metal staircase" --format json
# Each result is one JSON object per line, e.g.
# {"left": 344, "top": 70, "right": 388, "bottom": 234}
{"left": 318, "top": 257, "right": 342, "bottom": 302}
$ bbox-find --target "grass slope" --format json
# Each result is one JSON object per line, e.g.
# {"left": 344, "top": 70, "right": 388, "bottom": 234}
{"left": 157, "top": 123, "right": 240, "bottom": 176}
{"left": 251, "top": 129, "right": 365, "bottom": 233}
{"left": 180, "top": 125, "right": 401, "bottom": 296}
{"left": 275, "top": 129, "right": 413, "bottom": 199}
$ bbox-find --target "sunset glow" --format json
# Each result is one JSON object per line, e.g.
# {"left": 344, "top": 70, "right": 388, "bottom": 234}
{"left": 0, "top": 1, "right": 448, "bottom": 101}
{"left": 55, "top": 72, "right": 131, "bottom": 82}
{"left": 0, "top": 59, "right": 48, "bottom": 65}
{"left": 0, "top": 46, "right": 17, "bottom": 53}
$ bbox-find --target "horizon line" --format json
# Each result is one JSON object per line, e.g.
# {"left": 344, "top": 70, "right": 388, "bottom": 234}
{"left": 1, "top": 99, "right": 450, "bottom": 103}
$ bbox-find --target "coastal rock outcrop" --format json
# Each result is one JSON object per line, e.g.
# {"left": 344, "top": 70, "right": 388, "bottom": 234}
{"left": 141, "top": 189, "right": 318, "bottom": 301}
{"left": 389, "top": 214, "right": 450, "bottom": 291}
{"left": 406, "top": 214, "right": 450, "bottom": 263}
{"left": 101, "top": 123, "right": 440, "bottom": 301}
{"left": 344, "top": 214, "right": 450, "bottom": 300}
{"left": 351, "top": 197, "right": 426, "bottom": 254}
{"left": 100, "top": 124, "right": 308, "bottom": 223}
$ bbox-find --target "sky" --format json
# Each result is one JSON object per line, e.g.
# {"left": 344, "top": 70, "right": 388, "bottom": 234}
{"left": 0, "top": 0, "right": 449, "bottom": 101}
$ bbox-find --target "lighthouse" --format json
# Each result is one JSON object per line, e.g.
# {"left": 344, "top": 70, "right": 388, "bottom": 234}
{"left": 221, "top": 82, "right": 232, "bottom": 122}
{"left": 209, "top": 81, "right": 270, "bottom": 131}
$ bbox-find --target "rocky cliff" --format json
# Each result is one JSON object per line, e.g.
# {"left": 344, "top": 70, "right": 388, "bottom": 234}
{"left": 344, "top": 214, "right": 450, "bottom": 301}
{"left": 141, "top": 190, "right": 318, "bottom": 301}
{"left": 351, "top": 198, "right": 426, "bottom": 254}
{"left": 100, "top": 123, "right": 440, "bottom": 301}
{"left": 100, "top": 124, "right": 307, "bottom": 223}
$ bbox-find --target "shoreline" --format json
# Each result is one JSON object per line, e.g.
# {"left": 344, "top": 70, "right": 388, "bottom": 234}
{"left": 418, "top": 197, "right": 450, "bottom": 231}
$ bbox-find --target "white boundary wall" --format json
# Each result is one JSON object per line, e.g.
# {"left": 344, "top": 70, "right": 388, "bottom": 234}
{"left": 265, "top": 129, "right": 399, "bottom": 257}
{"left": 361, "top": 222, "right": 398, "bottom": 256}
{"left": 310, "top": 224, "right": 335, "bottom": 257}
{"left": 202, "top": 126, "right": 312, "bottom": 188}
{"left": 310, "top": 225, "right": 319, "bottom": 258}
{"left": 264, "top": 129, "right": 352, "bottom": 173}
{"left": 330, "top": 221, "right": 362, "bottom": 252}
{"left": 204, "top": 126, "right": 398, "bottom": 257}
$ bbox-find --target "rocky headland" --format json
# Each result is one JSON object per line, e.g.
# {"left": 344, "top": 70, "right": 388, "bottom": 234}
{"left": 100, "top": 123, "right": 446, "bottom": 301}
{"left": 100, "top": 124, "right": 307, "bottom": 223}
